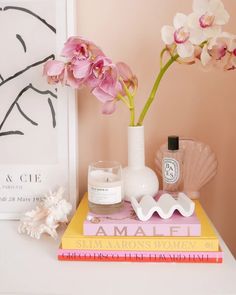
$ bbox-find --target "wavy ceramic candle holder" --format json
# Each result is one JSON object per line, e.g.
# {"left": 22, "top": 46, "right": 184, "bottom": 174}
{"left": 155, "top": 138, "right": 218, "bottom": 199}
{"left": 131, "top": 192, "right": 195, "bottom": 221}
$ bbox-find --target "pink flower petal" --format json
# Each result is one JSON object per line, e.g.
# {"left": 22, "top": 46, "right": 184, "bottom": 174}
{"left": 116, "top": 81, "right": 124, "bottom": 95}
{"left": 92, "top": 87, "right": 114, "bottom": 102}
{"left": 214, "top": 7, "right": 230, "bottom": 25}
{"left": 101, "top": 101, "right": 116, "bottom": 115}
{"left": 86, "top": 56, "right": 113, "bottom": 89}
{"left": 61, "top": 36, "right": 105, "bottom": 59}
{"left": 199, "top": 13, "right": 215, "bottom": 28}
{"left": 89, "top": 43, "right": 105, "bottom": 57}
{"left": 188, "top": 13, "right": 199, "bottom": 28}
{"left": 189, "top": 28, "right": 206, "bottom": 45}
{"left": 61, "top": 38, "right": 80, "bottom": 57}
{"left": 200, "top": 44, "right": 212, "bottom": 66}
{"left": 65, "top": 65, "right": 83, "bottom": 89}
{"left": 173, "top": 13, "right": 188, "bottom": 29}
{"left": 44, "top": 60, "right": 65, "bottom": 76}
{"left": 193, "top": 0, "right": 209, "bottom": 14}
{"left": 73, "top": 60, "right": 92, "bottom": 79}
{"left": 224, "top": 54, "right": 236, "bottom": 70}
{"left": 99, "top": 66, "right": 118, "bottom": 96}
{"left": 116, "top": 62, "right": 133, "bottom": 80}
{"left": 208, "top": 0, "right": 224, "bottom": 14}
{"left": 177, "top": 42, "right": 194, "bottom": 58}
{"left": 116, "top": 62, "right": 138, "bottom": 90}
{"left": 100, "top": 78, "right": 117, "bottom": 97}
{"left": 174, "top": 27, "right": 190, "bottom": 44}
{"left": 210, "top": 42, "right": 227, "bottom": 60}
{"left": 161, "top": 26, "right": 175, "bottom": 45}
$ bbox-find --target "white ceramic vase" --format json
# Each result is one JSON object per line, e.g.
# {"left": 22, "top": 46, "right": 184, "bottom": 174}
{"left": 123, "top": 126, "right": 159, "bottom": 202}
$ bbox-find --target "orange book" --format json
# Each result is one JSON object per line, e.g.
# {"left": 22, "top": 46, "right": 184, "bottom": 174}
{"left": 58, "top": 247, "right": 223, "bottom": 263}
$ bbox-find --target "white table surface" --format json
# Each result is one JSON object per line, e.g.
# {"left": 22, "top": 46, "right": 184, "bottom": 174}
{"left": 0, "top": 221, "right": 236, "bottom": 295}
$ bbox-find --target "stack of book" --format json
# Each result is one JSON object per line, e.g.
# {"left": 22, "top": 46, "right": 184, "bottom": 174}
{"left": 58, "top": 194, "right": 223, "bottom": 263}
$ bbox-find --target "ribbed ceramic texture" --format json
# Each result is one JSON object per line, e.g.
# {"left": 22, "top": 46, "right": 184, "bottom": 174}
{"left": 124, "top": 126, "right": 159, "bottom": 201}
{"left": 127, "top": 126, "right": 145, "bottom": 169}
{"left": 155, "top": 139, "right": 218, "bottom": 199}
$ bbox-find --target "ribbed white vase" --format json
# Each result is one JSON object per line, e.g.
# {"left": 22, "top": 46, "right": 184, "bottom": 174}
{"left": 123, "top": 126, "right": 159, "bottom": 201}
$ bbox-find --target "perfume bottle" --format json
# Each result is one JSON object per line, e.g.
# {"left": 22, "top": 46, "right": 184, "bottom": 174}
{"left": 162, "top": 136, "right": 183, "bottom": 197}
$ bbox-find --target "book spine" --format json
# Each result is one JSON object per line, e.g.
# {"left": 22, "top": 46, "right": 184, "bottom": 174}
{"left": 58, "top": 248, "right": 223, "bottom": 259}
{"left": 62, "top": 237, "right": 218, "bottom": 251}
{"left": 83, "top": 223, "right": 201, "bottom": 237}
{"left": 58, "top": 250, "right": 222, "bottom": 263}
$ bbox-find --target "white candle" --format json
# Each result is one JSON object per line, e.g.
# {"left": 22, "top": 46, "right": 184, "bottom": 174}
{"left": 88, "top": 170, "right": 123, "bottom": 205}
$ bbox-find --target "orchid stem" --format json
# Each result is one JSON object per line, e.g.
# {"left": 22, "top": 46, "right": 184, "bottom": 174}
{"left": 120, "top": 80, "right": 135, "bottom": 126}
{"left": 117, "top": 92, "right": 135, "bottom": 126}
{"left": 130, "top": 105, "right": 135, "bottom": 126}
{"left": 117, "top": 93, "right": 130, "bottom": 109}
{"left": 160, "top": 47, "right": 167, "bottom": 69}
{"left": 128, "top": 93, "right": 135, "bottom": 126}
{"left": 137, "top": 53, "right": 179, "bottom": 126}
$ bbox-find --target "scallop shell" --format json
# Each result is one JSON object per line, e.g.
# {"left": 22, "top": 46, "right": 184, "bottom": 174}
{"left": 155, "top": 138, "right": 218, "bottom": 199}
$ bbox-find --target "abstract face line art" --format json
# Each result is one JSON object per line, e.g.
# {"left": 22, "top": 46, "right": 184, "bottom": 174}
{"left": 0, "top": 5, "right": 57, "bottom": 137}
{"left": 0, "top": 83, "right": 57, "bottom": 136}
{"left": 3, "top": 5, "right": 56, "bottom": 33}
{"left": 0, "top": 54, "right": 55, "bottom": 87}
{"left": 16, "top": 34, "right": 27, "bottom": 52}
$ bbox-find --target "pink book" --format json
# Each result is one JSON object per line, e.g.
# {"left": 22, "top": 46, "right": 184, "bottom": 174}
{"left": 83, "top": 201, "right": 201, "bottom": 237}
{"left": 58, "top": 248, "right": 223, "bottom": 263}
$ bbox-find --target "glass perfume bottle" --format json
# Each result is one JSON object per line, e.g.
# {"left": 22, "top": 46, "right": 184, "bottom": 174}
{"left": 162, "top": 136, "right": 183, "bottom": 198}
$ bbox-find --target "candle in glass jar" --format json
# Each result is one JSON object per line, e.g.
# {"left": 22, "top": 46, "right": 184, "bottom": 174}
{"left": 88, "top": 161, "right": 124, "bottom": 214}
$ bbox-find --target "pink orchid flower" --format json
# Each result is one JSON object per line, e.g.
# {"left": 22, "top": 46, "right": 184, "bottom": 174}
{"left": 161, "top": 13, "right": 202, "bottom": 58}
{"left": 223, "top": 34, "right": 236, "bottom": 70}
{"left": 61, "top": 37, "right": 105, "bottom": 83}
{"left": 86, "top": 56, "right": 113, "bottom": 89}
{"left": 200, "top": 32, "right": 236, "bottom": 70}
{"left": 61, "top": 36, "right": 104, "bottom": 59}
{"left": 82, "top": 56, "right": 122, "bottom": 103}
{"left": 70, "top": 58, "right": 93, "bottom": 83}
{"left": 188, "top": 0, "right": 230, "bottom": 40}
{"left": 116, "top": 62, "right": 138, "bottom": 92}
{"left": 43, "top": 60, "right": 65, "bottom": 85}
{"left": 64, "top": 63, "right": 86, "bottom": 88}
{"left": 92, "top": 64, "right": 121, "bottom": 102}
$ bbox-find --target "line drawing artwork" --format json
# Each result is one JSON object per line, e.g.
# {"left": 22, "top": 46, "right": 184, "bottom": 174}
{"left": 16, "top": 34, "right": 27, "bottom": 52}
{"left": 0, "top": 5, "right": 57, "bottom": 137}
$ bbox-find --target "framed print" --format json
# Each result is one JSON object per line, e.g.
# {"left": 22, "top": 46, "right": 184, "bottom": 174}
{"left": 0, "top": 0, "right": 78, "bottom": 219}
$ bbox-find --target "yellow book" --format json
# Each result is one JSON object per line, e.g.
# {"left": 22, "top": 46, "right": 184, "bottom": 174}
{"left": 61, "top": 194, "right": 219, "bottom": 251}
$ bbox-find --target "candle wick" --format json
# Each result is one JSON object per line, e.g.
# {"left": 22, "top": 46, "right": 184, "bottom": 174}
{"left": 106, "top": 178, "right": 109, "bottom": 182}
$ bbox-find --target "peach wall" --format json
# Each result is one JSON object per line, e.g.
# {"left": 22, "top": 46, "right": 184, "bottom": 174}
{"left": 76, "top": 0, "right": 236, "bottom": 258}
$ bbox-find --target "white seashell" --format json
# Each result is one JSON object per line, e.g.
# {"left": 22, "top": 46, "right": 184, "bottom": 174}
{"left": 18, "top": 187, "right": 72, "bottom": 239}
{"left": 155, "top": 138, "right": 218, "bottom": 199}
{"left": 131, "top": 192, "right": 195, "bottom": 221}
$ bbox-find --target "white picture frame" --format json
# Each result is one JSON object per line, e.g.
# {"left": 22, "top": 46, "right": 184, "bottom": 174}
{"left": 0, "top": 0, "right": 78, "bottom": 219}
